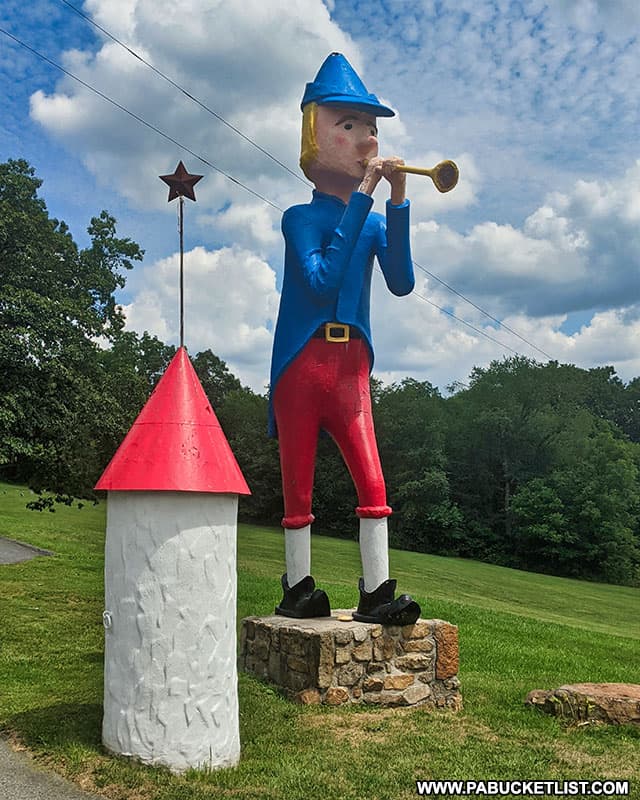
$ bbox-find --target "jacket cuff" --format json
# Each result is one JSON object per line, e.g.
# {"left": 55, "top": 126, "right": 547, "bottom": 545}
{"left": 386, "top": 198, "right": 410, "bottom": 211}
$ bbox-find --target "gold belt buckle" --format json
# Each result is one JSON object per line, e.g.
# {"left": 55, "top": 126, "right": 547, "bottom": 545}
{"left": 325, "top": 323, "right": 349, "bottom": 342}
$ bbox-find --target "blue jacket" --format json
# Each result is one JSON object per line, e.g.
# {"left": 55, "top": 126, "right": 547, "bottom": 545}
{"left": 268, "top": 189, "right": 414, "bottom": 436}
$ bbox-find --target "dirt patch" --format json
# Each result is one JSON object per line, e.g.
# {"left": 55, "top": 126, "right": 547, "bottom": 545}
{"left": 548, "top": 735, "right": 639, "bottom": 780}
{"left": 97, "top": 787, "right": 153, "bottom": 800}
{"left": 302, "top": 706, "right": 419, "bottom": 745}
{"left": 427, "top": 713, "right": 500, "bottom": 745}
{"left": 301, "top": 707, "right": 498, "bottom": 748}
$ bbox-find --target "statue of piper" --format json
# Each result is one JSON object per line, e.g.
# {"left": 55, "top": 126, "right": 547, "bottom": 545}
{"left": 269, "top": 52, "right": 421, "bottom": 626}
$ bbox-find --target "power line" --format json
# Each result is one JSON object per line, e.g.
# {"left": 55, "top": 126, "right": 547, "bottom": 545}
{"left": 410, "top": 289, "right": 521, "bottom": 356}
{"left": 0, "top": 27, "right": 283, "bottom": 213}
{"left": 56, "top": 0, "right": 556, "bottom": 361}
{"left": 54, "top": 2, "right": 554, "bottom": 362}
{"left": 57, "top": 0, "right": 309, "bottom": 187}
{"left": 1, "top": 25, "right": 554, "bottom": 363}
{"left": 374, "top": 268, "right": 522, "bottom": 357}
{"left": 411, "top": 259, "right": 554, "bottom": 360}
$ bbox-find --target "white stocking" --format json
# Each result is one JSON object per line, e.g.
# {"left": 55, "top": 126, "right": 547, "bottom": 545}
{"left": 284, "top": 525, "right": 311, "bottom": 586}
{"left": 359, "top": 517, "right": 389, "bottom": 592}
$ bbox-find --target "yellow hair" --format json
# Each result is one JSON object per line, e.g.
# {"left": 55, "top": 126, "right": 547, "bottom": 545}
{"left": 299, "top": 102, "right": 318, "bottom": 180}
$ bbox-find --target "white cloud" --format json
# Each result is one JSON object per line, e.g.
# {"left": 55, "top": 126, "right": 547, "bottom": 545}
{"left": 369, "top": 269, "right": 640, "bottom": 391}
{"left": 122, "top": 245, "right": 279, "bottom": 391}
{"left": 29, "top": 0, "right": 357, "bottom": 212}
{"left": 200, "top": 202, "right": 281, "bottom": 254}
{"left": 123, "top": 153, "right": 640, "bottom": 393}
{"left": 21, "top": 0, "right": 640, "bottom": 388}
{"left": 410, "top": 160, "right": 640, "bottom": 317}
{"left": 341, "top": 1, "right": 640, "bottom": 228}
{"left": 550, "top": 0, "right": 640, "bottom": 35}
{"left": 559, "top": 306, "right": 640, "bottom": 369}
{"left": 84, "top": 0, "right": 138, "bottom": 39}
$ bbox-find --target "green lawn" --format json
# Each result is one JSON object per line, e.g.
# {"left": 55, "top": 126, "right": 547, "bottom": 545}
{"left": 0, "top": 481, "right": 638, "bottom": 800}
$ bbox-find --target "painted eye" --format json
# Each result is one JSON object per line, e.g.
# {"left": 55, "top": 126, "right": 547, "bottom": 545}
{"left": 344, "top": 123, "right": 353, "bottom": 130}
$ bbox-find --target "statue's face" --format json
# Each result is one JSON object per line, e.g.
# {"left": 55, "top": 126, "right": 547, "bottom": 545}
{"left": 310, "top": 104, "right": 379, "bottom": 184}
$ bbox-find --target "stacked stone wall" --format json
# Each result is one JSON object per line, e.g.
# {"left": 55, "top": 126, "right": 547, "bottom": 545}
{"left": 239, "top": 612, "right": 461, "bottom": 709}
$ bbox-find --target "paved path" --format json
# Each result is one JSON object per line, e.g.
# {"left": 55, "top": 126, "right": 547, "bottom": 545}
{"left": 1, "top": 539, "right": 99, "bottom": 798}
{"left": 0, "top": 737, "right": 102, "bottom": 800}
{"left": 0, "top": 536, "right": 53, "bottom": 565}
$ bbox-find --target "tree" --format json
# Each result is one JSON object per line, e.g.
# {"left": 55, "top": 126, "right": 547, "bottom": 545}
{"left": 512, "top": 416, "right": 640, "bottom": 585}
{"left": 446, "top": 357, "right": 561, "bottom": 562}
{"left": 95, "top": 329, "right": 177, "bottom": 470}
{"left": 444, "top": 356, "right": 640, "bottom": 583}
{"left": 373, "top": 378, "right": 464, "bottom": 554}
{"left": 312, "top": 432, "right": 360, "bottom": 537}
{"left": 191, "top": 349, "right": 242, "bottom": 410}
{"left": 617, "top": 376, "right": 640, "bottom": 443}
{"left": 0, "top": 159, "right": 144, "bottom": 498}
{"left": 216, "top": 388, "right": 282, "bottom": 524}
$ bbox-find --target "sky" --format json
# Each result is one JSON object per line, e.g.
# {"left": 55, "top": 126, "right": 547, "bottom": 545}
{"left": 1, "top": 0, "right": 639, "bottom": 393}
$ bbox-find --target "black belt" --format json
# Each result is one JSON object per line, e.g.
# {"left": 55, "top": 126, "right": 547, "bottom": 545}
{"left": 313, "top": 323, "right": 362, "bottom": 342}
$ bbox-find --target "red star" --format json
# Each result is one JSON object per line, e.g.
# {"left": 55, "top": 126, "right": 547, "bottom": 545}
{"left": 159, "top": 160, "right": 203, "bottom": 202}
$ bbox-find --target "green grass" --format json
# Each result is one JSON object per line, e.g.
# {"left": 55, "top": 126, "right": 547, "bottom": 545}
{"left": 0, "top": 480, "right": 639, "bottom": 800}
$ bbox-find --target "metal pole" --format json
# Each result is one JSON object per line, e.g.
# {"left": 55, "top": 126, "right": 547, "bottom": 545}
{"left": 179, "top": 195, "right": 184, "bottom": 349}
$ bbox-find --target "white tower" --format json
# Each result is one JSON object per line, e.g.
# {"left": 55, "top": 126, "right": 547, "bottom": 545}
{"left": 95, "top": 347, "right": 250, "bottom": 772}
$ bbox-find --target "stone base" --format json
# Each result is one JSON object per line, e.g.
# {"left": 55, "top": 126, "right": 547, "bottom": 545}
{"left": 239, "top": 611, "right": 461, "bottom": 709}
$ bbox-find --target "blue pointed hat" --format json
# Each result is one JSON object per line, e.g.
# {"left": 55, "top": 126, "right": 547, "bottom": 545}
{"left": 301, "top": 52, "right": 395, "bottom": 117}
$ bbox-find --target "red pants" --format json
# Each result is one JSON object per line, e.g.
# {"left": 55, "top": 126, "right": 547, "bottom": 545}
{"left": 273, "top": 337, "right": 391, "bottom": 529}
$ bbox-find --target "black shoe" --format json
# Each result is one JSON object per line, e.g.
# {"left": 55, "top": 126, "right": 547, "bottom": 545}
{"left": 353, "top": 577, "right": 421, "bottom": 626}
{"left": 275, "top": 573, "right": 331, "bottom": 618}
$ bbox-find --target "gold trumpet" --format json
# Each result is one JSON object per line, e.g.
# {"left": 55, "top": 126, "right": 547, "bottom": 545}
{"left": 364, "top": 159, "right": 459, "bottom": 193}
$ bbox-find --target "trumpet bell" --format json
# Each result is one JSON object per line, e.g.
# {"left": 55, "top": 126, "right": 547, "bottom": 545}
{"left": 431, "top": 160, "right": 459, "bottom": 193}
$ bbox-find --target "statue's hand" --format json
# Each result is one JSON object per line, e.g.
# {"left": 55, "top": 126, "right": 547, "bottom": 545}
{"left": 358, "top": 156, "right": 384, "bottom": 196}
{"left": 382, "top": 156, "right": 406, "bottom": 205}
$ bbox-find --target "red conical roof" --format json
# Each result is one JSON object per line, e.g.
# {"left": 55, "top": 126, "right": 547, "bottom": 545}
{"left": 95, "top": 348, "right": 250, "bottom": 494}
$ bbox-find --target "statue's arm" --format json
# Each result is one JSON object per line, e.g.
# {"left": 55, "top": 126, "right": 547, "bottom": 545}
{"left": 282, "top": 194, "right": 374, "bottom": 297}
{"left": 376, "top": 199, "right": 415, "bottom": 296}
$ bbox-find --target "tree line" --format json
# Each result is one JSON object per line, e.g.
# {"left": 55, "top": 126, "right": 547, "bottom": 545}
{"left": 1, "top": 159, "right": 639, "bottom": 586}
